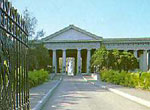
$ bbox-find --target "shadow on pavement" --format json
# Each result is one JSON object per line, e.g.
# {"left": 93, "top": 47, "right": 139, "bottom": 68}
{"left": 42, "top": 76, "right": 110, "bottom": 110}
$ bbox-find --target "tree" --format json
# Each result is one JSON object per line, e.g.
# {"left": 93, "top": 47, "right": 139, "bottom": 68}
{"left": 112, "top": 49, "right": 120, "bottom": 70}
{"left": 120, "top": 51, "right": 138, "bottom": 71}
{"left": 23, "top": 9, "right": 37, "bottom": 39}
{"left": 91, "top": 46, "right": 139, "bottom": 71}
{"left": 28, "top": 44, "right": 51, "bottom": 71}
{"left": 91, "top": 46, "right": 109, "bottom": 69}
{"left": 34, "top": 29, "right": 45, "bottom": 40}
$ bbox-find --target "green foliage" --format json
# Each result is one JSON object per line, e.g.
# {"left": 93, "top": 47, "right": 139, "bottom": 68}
{"left": 139, "top": 72, "right": 150, "bottom": 89}
{"left": 91, "top": 46, "right": 138, "bottom": 71}
{"left": 28, "top": 43, "right": 51, "bottom": 71}
{"left": 28, "top": 69, "right": 49, "bottom": 88}
{"left": 100, "top": 69, "right": 150, "bottom": 90}
{"left": 91, "top": 46, "right": 109, "bottom": 69}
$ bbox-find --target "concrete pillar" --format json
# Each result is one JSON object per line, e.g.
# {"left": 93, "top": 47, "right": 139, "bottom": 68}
{"left": 87, "top": 49, "right": 91, "bottom": 73}
{"left": 143, "top": 50, "right": 148, "bottom": 71}
{"left": 77, "top": 49, "right": 81, "bottom": 74}
{"left": 139, "top": 54, "right": 144, "bottom": 71}
{"left": 53, "top": 49, "right": 57, "bottom": 73}
{"left": 148, "top": 51, "right": 150, "bottom": 70}
{"left": 62, "top": 49, "right": 66, "bottom": 74}
{"left": 134, "top": 50, "right": 138, "bottom": 58}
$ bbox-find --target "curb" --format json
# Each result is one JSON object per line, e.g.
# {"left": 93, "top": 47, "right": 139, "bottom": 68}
{"left": 106, "top": 87, "right": 150, "bottom": 108}
{"left": 82, "top": 75, "right": 150, "bottom": 108}
{"left": 32, "top": 77, "right": 63, "bottom": 110}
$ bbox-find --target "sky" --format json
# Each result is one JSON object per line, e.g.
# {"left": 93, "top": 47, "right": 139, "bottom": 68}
{"left": 10, "top": 0, "right": 150, "bottom": 38}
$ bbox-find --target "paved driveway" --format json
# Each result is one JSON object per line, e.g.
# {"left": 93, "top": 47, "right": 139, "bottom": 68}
{"left": 42, "top": 76, "right": 149, "bottom": 110}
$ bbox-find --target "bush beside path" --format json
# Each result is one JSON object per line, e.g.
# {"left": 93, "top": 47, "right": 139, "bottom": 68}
{"left": 28, "top": 69, "right": 49, "bottom": 88}
{"left": 100, "top": 69, "right": 150, "bottom": 90}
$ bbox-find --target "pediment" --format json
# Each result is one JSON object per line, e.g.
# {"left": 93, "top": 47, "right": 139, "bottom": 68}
{"left": 50, "top": 29, "right": 95, "bottom": 41}
{"left": 43, "top": 25, "right": 102, "bottom": 42}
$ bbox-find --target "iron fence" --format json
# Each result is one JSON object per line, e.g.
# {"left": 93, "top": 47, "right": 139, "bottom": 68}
{"left": 0, "top": 0, "right": 29, "bottom": 110}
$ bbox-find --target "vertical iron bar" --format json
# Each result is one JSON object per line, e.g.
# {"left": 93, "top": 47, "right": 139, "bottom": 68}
{"left": 0, "top": 0, "right": 29, "bottom": 109}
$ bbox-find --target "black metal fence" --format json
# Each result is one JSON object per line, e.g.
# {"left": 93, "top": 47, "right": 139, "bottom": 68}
{"left": 0, "top": 0, "right": 29, "bottom": 110}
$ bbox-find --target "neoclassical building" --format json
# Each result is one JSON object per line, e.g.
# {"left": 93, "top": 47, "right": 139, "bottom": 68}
{"left": 42, "top": 25, "right": 150, "bottom": 74}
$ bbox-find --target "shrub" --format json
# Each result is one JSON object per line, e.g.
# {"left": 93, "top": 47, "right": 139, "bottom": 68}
{"left": 100, "top": 69, "right": 150, "bottom": 90}
{"left": 28, "top": 69, "right": 49, "bottom": 88}
{"left": 139, "top": 72, "right": 150, "bottom": 89}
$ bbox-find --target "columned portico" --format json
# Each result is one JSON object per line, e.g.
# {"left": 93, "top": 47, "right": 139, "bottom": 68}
{"left": 53, "top": 49, "right": 57, "bottom": 73}
{"left": 44, "top": 25, "right": 101, "bottom": 74}
{"left": 87, "top": 49, "right": 91, "bottom": 73}
{"left": 62, "top": 49, "right": 66, "bottom": 73}
{"left": 43, "top": 25, "right": 150, "bottom": 73}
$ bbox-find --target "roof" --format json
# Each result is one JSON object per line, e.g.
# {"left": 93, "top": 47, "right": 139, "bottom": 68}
{"left": 103, "top": 38, "right": 150, "bottom": 43}
{"left": 42, "top": 25, "right": 102, "bottom": 42}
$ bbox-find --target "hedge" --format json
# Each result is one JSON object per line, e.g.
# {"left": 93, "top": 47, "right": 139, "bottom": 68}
{"left": 100, "top": 69, "right": 150, "bottom": 90}
{"left": 28, "top": 69, "right": 49, "bottom": 88}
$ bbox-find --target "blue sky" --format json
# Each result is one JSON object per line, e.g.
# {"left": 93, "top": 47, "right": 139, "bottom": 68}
{"left": 10, "top": 0, "right": 150, "bottom": 38}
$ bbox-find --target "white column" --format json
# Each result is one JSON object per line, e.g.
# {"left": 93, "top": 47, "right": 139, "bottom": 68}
{"left": 62, "top": 49, "right": 66, "bottom": 73}
{"left": 143, "top": 50, "right": 148, "bottom": 71}
{"left": 53, "top": 49, "right": 57, "bottom": 73}
{"left": 134, "top": 50, "right": 138, "bottom": 58}
{"left": 77, "top": 49, "right": 81, "bottom": 74}
{"left": 148, "top": 51, "right": 150, "bottom": 70}
{"left": 139, "top": 54, "right": 144, "bottom": 71}
{"left": 87, "top": 49, "right": 91, "bottom": 73}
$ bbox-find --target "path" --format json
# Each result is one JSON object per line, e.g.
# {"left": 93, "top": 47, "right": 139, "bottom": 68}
{"left": 30, "top": 74, "right": 61, "bottom": 109}
{"left": 42, "top": 76, "right": 149, "bottom": 110}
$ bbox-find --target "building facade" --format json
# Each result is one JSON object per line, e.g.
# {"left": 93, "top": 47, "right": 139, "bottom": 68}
{"left": 42, "top": 25, "right": 150, "bottom": 74}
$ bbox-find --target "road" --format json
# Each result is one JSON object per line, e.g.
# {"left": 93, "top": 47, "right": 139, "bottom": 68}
{"left": 42, "top": 76, "right": 149, "bottom": 110}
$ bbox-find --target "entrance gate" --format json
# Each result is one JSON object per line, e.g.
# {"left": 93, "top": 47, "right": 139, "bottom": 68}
{"left": 0, "top": 0, "right": 29, "bottom": 110}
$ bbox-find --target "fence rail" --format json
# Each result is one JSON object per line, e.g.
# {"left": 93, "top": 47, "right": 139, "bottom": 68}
{"left": 0, "top": 0, "right": 29, "bottom": 110}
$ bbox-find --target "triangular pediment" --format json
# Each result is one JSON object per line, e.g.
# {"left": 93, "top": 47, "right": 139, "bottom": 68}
{"left": 42, "top": 25, "right": 102, "bottom": 42}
